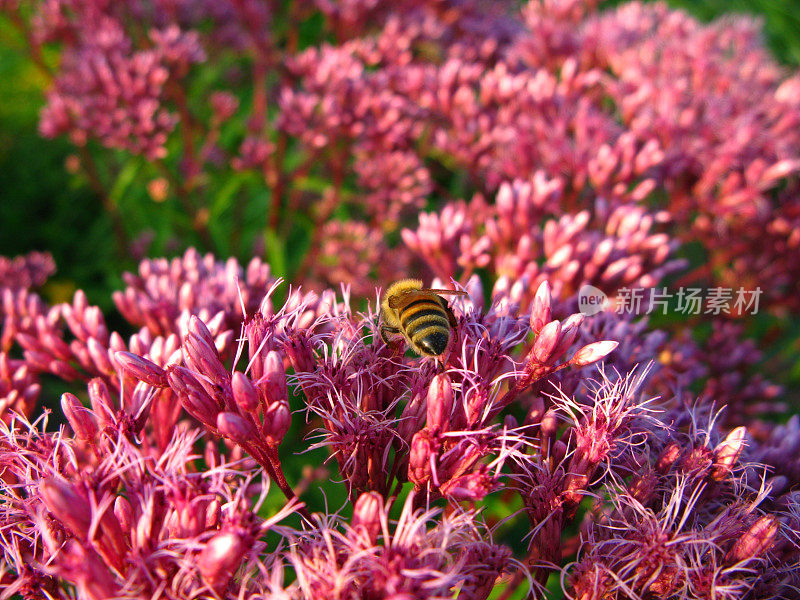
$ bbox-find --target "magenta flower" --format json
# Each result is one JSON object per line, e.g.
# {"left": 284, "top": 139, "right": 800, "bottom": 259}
{"left": 0, "top": 251, "right": 55, "bottom": 291}
{"left": 288, "top": 492, "right": 512, "bottom": 600}
{"left": 0, "top": 247, "right": 796, "bottom": 598}
{"left": 114, "top": 248, "right": 274, "bottom": 337}
{"left": 2, "top": 0, "right": 800, "bottom": 594}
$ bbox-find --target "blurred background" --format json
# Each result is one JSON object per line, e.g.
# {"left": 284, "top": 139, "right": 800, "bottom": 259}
{"left": 1, "top": 0, "right": 798, "bottom": 307}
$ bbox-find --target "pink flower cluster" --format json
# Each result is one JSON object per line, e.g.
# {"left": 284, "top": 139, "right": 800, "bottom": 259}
{"left": 0, "top": 249, "right": 272, "bottom": 437}
{"left": 0, "top": 252, "right": 54, "bottom": 422}
{"left": 589, "top": 4, "right": 800, "bottom": 308}
{"left": 0, "top": 250, "right": 798, "bottom": 598}
{"left": 403, "top": 181, "right": 685, "bottom": 308}
{"left": 2, "top": 0, "right": 800, "bottom": 595}
{"left": 0, "top": 353, "right": 38, "bottom": 423}
{"left": 9, "top": 0, "right": 800, "bottom": 304}
{"left": 0, "top": 251, "right": 54, "bottom": 291}
{"left": 113, "top": 248, "right": 274, "bottom": 336}
{"left": 37, "top": 5, "right": 204, "bottom": 159}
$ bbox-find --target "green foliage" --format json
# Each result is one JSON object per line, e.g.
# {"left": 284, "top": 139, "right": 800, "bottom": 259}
{"left": 0, "top": 17, "right": 118, "bottom": 307}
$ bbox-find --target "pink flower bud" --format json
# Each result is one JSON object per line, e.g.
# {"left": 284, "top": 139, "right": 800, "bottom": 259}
{"left": 725, "top": 515, "right": 779, "bottom": 564}
{"left": 263, "top": 351, "right": 287, "bottom": 404}
{"left": 569, "top": 341, "right": 618, "bottom": 367}
{"left": 492, "top": 275, "right": 511, "bottom": 299}
{"left": 109, "top": 331, "right": 126, "bottom": 353}
{"left": 203, "top": 311, "right": 225, "bottom": 338}
{"left": 188, "top": 315, "right": 215, "bottom": 346}
{"left": 39, "top": 331, "right": 72, "bottom": 361}
{"left": 551, "top": 313, "right": 584, "bottom": 358}
{"left": 711, "top": 426, "right": 746, "bottom": 481}
{"left": 205, "top": 499, "right": 221, "bottom": 529}
{"left": 464, "top": 274, "right": 484, "bottom": 311}
{"left": 214, "top": 331, "right": 234, "bottom": 355}
{"left": 426, "top": 374, "right": 453, "bottom": 432}
{"left": 205, "top": 440, "right": 222, "bottom": 468}
{"left": 409, "top": 429, "right": 437, "bottom": 486}
{"left": 61, "top": 541, "right": 120, "bottom": 600}
{"left": 524, "top": 396, "right": 545, "bottom": 426}
{"left": 440, "top": 468, "right": 498, "bottom": 501}
{"left": 352, "top": 492, "right": 383, "bottom": 544}
{"left": 60, "top": 393, "right": 98, "bottom": 440}
{"left": 562, "top": 471, "right": 590, "bottom": 512}
{"left": 50, "top": 356, "right": 85, "bottom": 380}
{"left": 397, "top": 391, "right": 427, "bottom": 442}
{"left": 263, "top": 401, "right": 290, "bottom": 443}
{"left": 628, "top": 469, "right": 658, "bottom": 504}
{"left": 217, "top": 412, "right": 257, "bottom": 444}
{"left": 166, "top": 365, "right": 199, "bottom": 397}
{"left": 183, "top": 391, "right": 221, "bottom": 428}
{"left": 115, "top": 351, "right": 168, "bottom": 387}
{"left": 40, "top": 478, "right": 92, "bottom": 538}
{"left": 114, "top": 496, "right": 133, "bottom": 532}
{"left": 530, "top": 281, "right": 552, "bottom": 334}
{"left": 86, "top": 338, "right": 113, "bottom": 375}
{"left": 87, "top": 378, "right": 115, "bottom": 426}
{"left": 655, "top": 442, "right": 682, "bottom": 473}
{"left": 550, "top": 440, "right": 568, "bottom": 465}
{"left": 183, "top": 331, "right": 229, "bottom": 390}
{"left": 167, "top": 364, "right": 222, "bottom": 414}
{"left": 232, "top": 371, "right": 260, "bottom": 413}
{"left": 197, "top": 531, "right": 247, "bottom": 591}
{"left": 539, "top": 409, "right": 559, "bottom": 452}
{"left": 509, "top": 276, "right": 528, "bottom": 305}
{"left": 531, "top": 320, "right": 561, "bottom": 364}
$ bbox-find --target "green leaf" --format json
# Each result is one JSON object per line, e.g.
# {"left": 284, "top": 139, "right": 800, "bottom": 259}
{"left": 264, "top": 228, "right": 286, "bottom": 278}
{"left": 108, "top": 159, "right": 141, "bottom": 206}
{"left": 211, "top": 172, "right": 253, "bottom": 218}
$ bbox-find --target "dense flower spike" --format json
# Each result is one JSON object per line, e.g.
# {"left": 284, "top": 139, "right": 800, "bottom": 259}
{"left": 38, "top": 10, "right": 204, "bottom": 159}
{"left": 0, "top": 353, "right": 40, "bottom": 422}
{"left": 0, "top": 250, "right": 797, "bottom": 597}
{"left": 0, "top": 251, "right": 55, "bottom": 290}
{"left": 113, "top": 248, "right": 274, "bottom": 336}
{"left": 289, "top": 492, "right": 511, "bottom": 600}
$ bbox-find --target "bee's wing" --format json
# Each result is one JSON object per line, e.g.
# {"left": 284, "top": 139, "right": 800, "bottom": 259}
{"left": 387, "top": 288, "right": 468, "bottom": 309}
{"left": 422, "top": 289, "right": 469, "bottom": 297}
{"left": 387, "top": 289, "right": 423, "bottom": 309}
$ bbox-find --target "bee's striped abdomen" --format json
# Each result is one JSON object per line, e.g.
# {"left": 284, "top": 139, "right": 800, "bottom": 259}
{"left": 399, "top": 299, "right": 448, "bottom": 332}
{"left": 398, "top": 298, "right": 450, "bottom": 356}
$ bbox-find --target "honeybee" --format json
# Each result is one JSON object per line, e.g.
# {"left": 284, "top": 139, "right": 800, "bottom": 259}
{"left": 380, "top": 279, "right": 467, "bottom": 357}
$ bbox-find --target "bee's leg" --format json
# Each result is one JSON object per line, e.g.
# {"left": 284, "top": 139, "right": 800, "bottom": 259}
{"left": 444, "top": 305, "right": 457, "bottom": 329}
{"left": 380, "top": 325, "right": 401, "bottom": 345}
{"left": 445, "top": 304, "right": 459, "bottom": 349}
{"left": 440, "top": 306, "right": 460, "bottom": 372}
